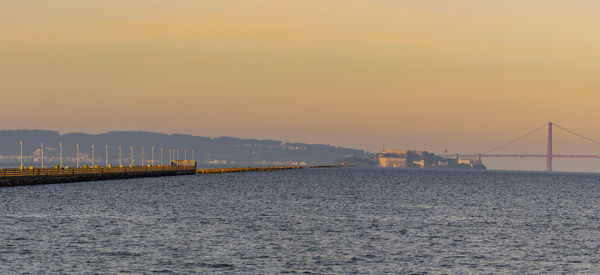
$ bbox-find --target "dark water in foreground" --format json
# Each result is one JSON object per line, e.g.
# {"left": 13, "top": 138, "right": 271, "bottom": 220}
{"left": 1, "top": 168, "right": 600, "bottom": 274}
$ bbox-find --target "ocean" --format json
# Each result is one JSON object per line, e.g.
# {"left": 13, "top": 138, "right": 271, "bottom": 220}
{"left": 1, "top": 168, "right": 599, "bottom": 273}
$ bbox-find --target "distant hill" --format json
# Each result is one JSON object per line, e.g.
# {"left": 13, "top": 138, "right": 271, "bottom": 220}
{"left": 0, "top": 130, "right": 371, "bottom": 167}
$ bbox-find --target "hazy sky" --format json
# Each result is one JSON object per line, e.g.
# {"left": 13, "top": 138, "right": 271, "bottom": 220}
{"left": 2, "top": 1, "right": 600, "bottom": 170}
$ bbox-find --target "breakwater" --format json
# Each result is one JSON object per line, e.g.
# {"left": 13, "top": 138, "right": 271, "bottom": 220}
{"left": 196, "top": 166, "right": 303, "bottom": 174}
{"left": 0, "top": 166, "right": 196, "bottom": 187}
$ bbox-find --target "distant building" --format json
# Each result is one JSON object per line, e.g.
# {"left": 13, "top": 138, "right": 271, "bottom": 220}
{"left": 377, "top": 150, "right": 436, "bottom": 168}
{"left": 458, "top": 158, "right": 473, "bottom": 165}
{"left": 379, "top": 156, "right": 408, "bottom": 168}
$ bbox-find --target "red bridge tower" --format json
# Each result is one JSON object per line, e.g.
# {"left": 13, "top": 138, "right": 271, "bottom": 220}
{"left": 547, "top": 122, "right": 552, "bottom": 172}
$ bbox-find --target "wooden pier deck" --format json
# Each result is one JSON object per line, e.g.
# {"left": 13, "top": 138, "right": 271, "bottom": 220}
{"left": 0, "top": 165, "right": 197, "bottom": 187}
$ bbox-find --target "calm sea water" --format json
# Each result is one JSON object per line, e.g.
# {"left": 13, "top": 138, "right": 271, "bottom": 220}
{"left": 1, "top": 168, "right": 600, "bottom": 274}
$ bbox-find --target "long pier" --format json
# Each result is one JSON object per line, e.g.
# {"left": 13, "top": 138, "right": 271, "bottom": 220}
{"left": 196, "top": 166, "right": 303, "bottom": 174}
{"left": 0, "top": 165, "right": 338, "bottom": 187}
{"left": 0, "top": 165, "right": 196, "bottom": 187}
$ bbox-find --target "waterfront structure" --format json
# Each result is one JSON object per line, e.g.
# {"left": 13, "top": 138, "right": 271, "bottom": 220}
{"left": 0, "top": 163, "right": 196, "bottom": 187}
{"left": 0, "top": 140, "right": 199, "bottom": 187}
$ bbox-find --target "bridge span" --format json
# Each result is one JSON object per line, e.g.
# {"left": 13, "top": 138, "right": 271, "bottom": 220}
{"left": 451, "top": 154, "right": 600, "bottom": 159}
{"left": 452, "top": 122, "right": 600, "bottom": 172}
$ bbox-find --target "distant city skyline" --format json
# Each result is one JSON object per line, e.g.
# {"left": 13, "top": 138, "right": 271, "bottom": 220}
{"left": 3, "top": 1, "right": 600, "bottom": 171}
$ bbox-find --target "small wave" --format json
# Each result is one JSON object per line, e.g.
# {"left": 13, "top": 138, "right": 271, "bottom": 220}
{"left": 200, "top": 263, "right": 234, "bottom": 269}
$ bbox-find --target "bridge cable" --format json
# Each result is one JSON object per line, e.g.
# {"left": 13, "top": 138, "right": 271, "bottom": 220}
{"left": 483, "top": 123, "right": 548, "bottom": 154}
{"left": 553, "top": 123, "right": 600, "bottom": 147}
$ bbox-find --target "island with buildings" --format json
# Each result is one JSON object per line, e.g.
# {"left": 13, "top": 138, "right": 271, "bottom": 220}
{"left": 376, "top": 149, "right": 486, "bottom": 169}
{"left": 338, "top": 149, "right": 487, "bottom": 170}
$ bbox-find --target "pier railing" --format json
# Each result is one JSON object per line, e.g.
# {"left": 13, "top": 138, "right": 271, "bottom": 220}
{"left": 0, "top": 166, "right": 196, "bottom": 178}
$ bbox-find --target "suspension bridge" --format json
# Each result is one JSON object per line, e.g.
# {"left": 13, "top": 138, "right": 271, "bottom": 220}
{"left": 450, "top": 122, "right": 600, "bottom": 172}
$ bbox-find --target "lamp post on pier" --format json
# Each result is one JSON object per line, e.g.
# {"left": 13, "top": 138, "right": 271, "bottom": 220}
{"left": 161, "top": 148, "right": 163, "bottom": 165}
{"left": 141, "top": 147, "right": 145, "bottom": 167}
{"left": 185, "top": 149, "right": 187, "bottom": 160}
{"left": 41, "top": 142, "right": 44, "bottom": 169}
{"left": 76, "top": 144, "right": 79, "bottom": 168}
{"left": 105, "top": 145, "right": 108, "bottom": 167}
{"left": 19, "top": 140, "right": 23, "bottom": 169}
{"left": 59, "top": 143, "right": 63, "bottom": 168}
{"left": 119, "top": 146, "right": 122, "bottom": 167}
{"left": 152, "top": 146, "right": 154, "bottom": 166}
{"left": 130, "top": 146, "right": 133, "bottom": 167}
{"left": 92, "top": 144, "right": 95, "bottom": 167}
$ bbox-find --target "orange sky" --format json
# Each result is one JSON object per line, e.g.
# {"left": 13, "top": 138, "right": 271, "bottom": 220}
{"left": 2, "top": 1, "right": 600, "bottom": 170}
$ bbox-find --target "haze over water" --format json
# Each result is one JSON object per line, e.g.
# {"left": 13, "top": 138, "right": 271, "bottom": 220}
{"left": 3, "top": 1, "right": 600, "bottom": 171}
{"left": 2, "top": 168, "right": 599, "bottom": 273}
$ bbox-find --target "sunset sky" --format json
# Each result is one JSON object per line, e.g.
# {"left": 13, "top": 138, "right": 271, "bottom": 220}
{"left": 2, "top": 1, "right": 600, "bottom": 170}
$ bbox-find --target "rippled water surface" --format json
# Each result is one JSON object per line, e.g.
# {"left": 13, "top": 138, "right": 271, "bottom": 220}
{"left": 2, "top": 168, "right": 600, "bottom": 273}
